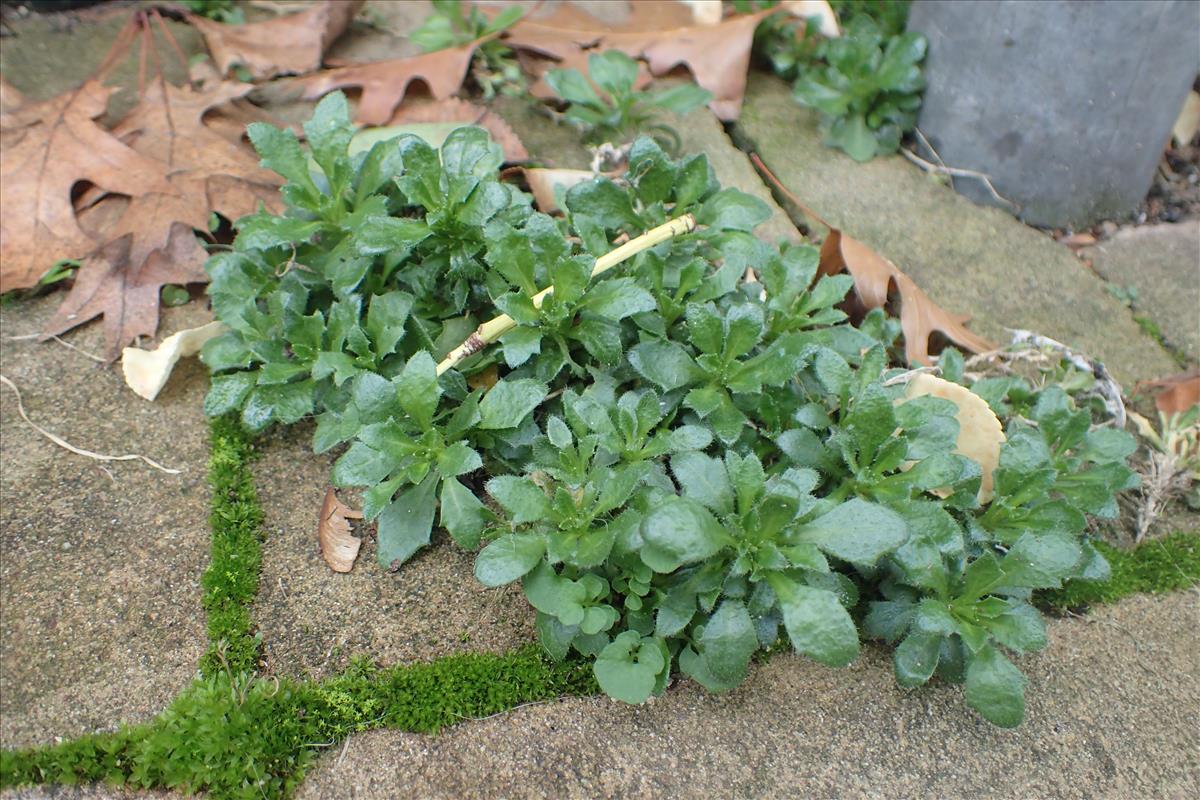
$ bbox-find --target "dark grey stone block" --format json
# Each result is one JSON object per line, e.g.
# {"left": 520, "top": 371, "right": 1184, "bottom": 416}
{"left": 909, "top": 0, "right": 1200, "bottom": 228}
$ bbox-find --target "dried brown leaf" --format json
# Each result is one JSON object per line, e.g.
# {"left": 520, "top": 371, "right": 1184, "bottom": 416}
{"left": 190, "top": 0, "right": 363, "bottom": 80}
{"left": 1140, "top": 372, "right": 1200, "bottom": 416}
{"left": 41, "top": 223, "right": 208, "bottom": 361}
{"left": 0, "top": 81, "right": 174, "bottom": 292}
{"left": 295, "top": 36, "right": 488, "bottom": 125}
{"left": 319, "top": 486, "right": 364, "bottom": 573}
{"left": 495, "top": 4, "right": 776, "bottom": 119}
{"left": 750, "top": 153, "right": 994, "bottom": 365}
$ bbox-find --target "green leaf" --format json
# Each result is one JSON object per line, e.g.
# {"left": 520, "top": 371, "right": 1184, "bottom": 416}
{"left": 640, "top": 497, "right": 728, "bottom": 573}
{"left": 499, "top": 326, "right": 543, "bottom": 368}
{"left": 475, "top": 534, "right": 546, "bottom": 587}
{"left": 627, "top": 340, "right": 703, "bottom": 392}
{"left": 440, "top": 478, "right": 486, "bottom": 549}
{"left": 565, "top": 178, "right": 641, "bottom": 231}
{"left": 437, "top": 441, "right": 482, "bottom": 478}
{"left": 987, "top": 603, "right": 1047, "bottom": 654}
{"left": 545, "top": 67, "right": 602, "bottom": 107}
{"left": 670, "top": 452, "right": 733, "bottom": 515}
{"left": 204, "top": 372, "right": 257, "bottom": 417}
{"left": 376, "top": 474, "right": 438, "bottom": 568}
{"left": 964, "top": 645, "right": 1027, "bottom": 728}
{"left": 304, "top": 91, "right": 353, "bottom": 182}
{"left": 354, "top": 216, "right": 431, "bottom": 256}
{"left": 699, "top": 189, "right": 771, "bottom": 232}
{"left": 478, "top": 379, "right": 549, "bottom": 430}
{"left": 587, "top": 50, "right": 639, "bottom": 95}
{"left": 441, "top": 126, "right": 503, "bottom": 179}
{"left": 686, "top": 599, "right": 757, "bottom": 689}
{"left": 247, "top": 122, "right": 318, "bottom": 201}
{"left": 646, "top": 83, "right": 713, "bottom": 114}
{"left": 395, "top": 351, "right": 441, "bottom": 428}
{"left": 793, "top": 498, "right": 909, "bottom": 567}
{"left": 486, "top": 475, "right": 548, "bottom": 524}
{"left": 593, "top": 631, "right": 667, "bottom": 704}
{"left": 768, "top": 573, "right": 859, "bottom": 667}
{"left": 894, "top": 633, "right": 941, "bottom": 687}
{"left": 827, "top": 113, "right": 878, "bottom": 162}
{"left": 582, "top": 278, "right": 657, "bottom": 320}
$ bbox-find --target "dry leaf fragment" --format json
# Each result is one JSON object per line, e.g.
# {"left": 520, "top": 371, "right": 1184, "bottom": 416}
{"left": 122, "top": 320, "right": 228, "bottom": 401}
{"left": 296, "top": 36, "right": 489, "bottom": 126}
{"left": 750, "top": 153, "right": 994, "bottom": 365}
{"left": 319, "top": 486, "right": 364, "bottom": 573}
{"left": 904, "top": 373, "right": 1005, "bottom": 503}
{"left": 190, "top": 0, "right": 363, "bottom": 80}
{"left": 0, "top": 80, "right": 175, "bottom": 293}
{"left": 497, "top": 5, "right": 776, "bottom": 119}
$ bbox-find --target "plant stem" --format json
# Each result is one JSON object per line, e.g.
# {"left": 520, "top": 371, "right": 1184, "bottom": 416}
{"left": 436, "top": 213, "right": 696, "bottom": 376}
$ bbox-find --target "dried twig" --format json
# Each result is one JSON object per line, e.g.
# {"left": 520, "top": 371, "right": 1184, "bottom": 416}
{"left": 1007, "top": 329, "right": 1126, "bottom": 428}
{"left": 901, "top": 147, "right": 1017, "bottom": 210}
{"left": 8, "top": 332, "right": 106, "bottom": 363}
{"left": 0, "top": 375, "right": 182, "bottom": 474}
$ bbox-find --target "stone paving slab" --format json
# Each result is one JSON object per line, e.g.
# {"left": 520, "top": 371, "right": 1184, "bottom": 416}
{"left": 252, "top": 429, "right": 535, "bottom": 682}
{"left": 1082, "top": 220, "right": 1200, "bottom": 365}
{"left": 0, "top": 298, "right": 212, "bottom": 748}
{"left": 298, "top": 591, "right": 1200, "bottom": 800}
{"left": 1, "top": 785, "right": 185, "bottom": 799}
{"left": 735, "top": 75, "right": 1180, "bottom": 388}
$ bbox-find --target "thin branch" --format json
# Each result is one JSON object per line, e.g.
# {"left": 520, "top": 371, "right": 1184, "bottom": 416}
{"left": 8, "top": 332, "right": 106, "bottom": 363}
{"left": 436, "top": 214, "right": 696, "bottom": 376}
{"left": 0, "top": 375, "right": 182, "bottom": 474}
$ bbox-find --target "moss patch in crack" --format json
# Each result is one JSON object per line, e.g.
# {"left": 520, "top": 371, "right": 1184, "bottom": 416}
{"left": 0, "top": 648, "right": 597, "bottom": 798}
{"left": 201, "top": 416, "right": 266, "bottom": 676}
{"left": 1039, "top": 531, "right": 1200, "bottom": 610}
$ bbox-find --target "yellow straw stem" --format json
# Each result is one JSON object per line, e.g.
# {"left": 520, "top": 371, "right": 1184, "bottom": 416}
{"left": 436, "top": 213, "right": 696, "bottom": 376}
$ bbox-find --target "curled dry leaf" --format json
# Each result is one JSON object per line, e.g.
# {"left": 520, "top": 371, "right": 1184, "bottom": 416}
{"left": 189, "top": 0, "right": 362, "bottom": 80}
{"left": 904, "top": 373, "right": 1006, "bottom": 503}
{"left": 495, "top": 4, "right": 776, "bottom": 119}
{"left": 319, "top": 486, "right": 364, "bottom": 573}
{"left": 122, "top": 320, "right": 228, "bottom": 401}
{"left": 750, "top": 153, "right": 994, "bottom": 365}
{"left": 296, "top": 36, "right": 490, "bottom": 126}
{"left": 0, "top": 81, "right": 174, "bottom": 293}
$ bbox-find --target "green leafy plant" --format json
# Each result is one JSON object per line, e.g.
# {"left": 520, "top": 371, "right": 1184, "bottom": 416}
{"left": 178, "top": 0, "right": 244, "bottom": 25}
{"left": 198, "top": 95, "right": 1139, "bottom": 727}
{"left": 545, "top": 51, "right": 713, "bottom": 148}
{"left": 752, "top": 1, "right": 925, "bottom": 161}
{"left": 411, "top": 0, "right": 526, "bottom": 99}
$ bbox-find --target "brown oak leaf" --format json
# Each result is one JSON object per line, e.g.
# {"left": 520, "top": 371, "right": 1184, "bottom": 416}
{"left": 751, "top": 153, "right": 994, "bottom": 365}
{"left": 41, "top": 223, "right": 209, "bottom": 360}
{"left": 319, "top": 486, "right": 364, "bottom": 573}
{"left": 190, "top": 0, "right": 363, "bottom": 80}
{"left": 0, "top": 81, "right": 175, "bottom": 293}
{"left": 296, "top": 36, "right": 490, "bottom": 125}
{"left": 495, "top": 4, "right": 776, "bottom": 119}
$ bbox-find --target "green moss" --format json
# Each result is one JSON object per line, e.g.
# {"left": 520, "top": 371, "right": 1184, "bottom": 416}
{"left": 201, "top": 416, "right": 265, "bottom": 676}
{"left": 1039, "top": 531, "right": 1200, "bottom": 610}
{"left": 0, "top": 648, "right": 596, "bottom": 798}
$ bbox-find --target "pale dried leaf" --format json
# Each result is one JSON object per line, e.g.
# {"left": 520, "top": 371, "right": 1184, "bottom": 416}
{"left": 122, "top": 320, "right": 228, "bottom": 401}
{"left": 319, "top": 486, "right": 364, "bottom": 573}
{"left": 190, "top": 0, "right": 363, "bottom": 80}
{"left": 905, "top": 373, "right": 1005, "bottom": 503}
{"left": 781, "top": 0, "right": 841, "bottom": 38}
{"left": 1172, "top": 90, "right": 1200, "bottom": 146}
